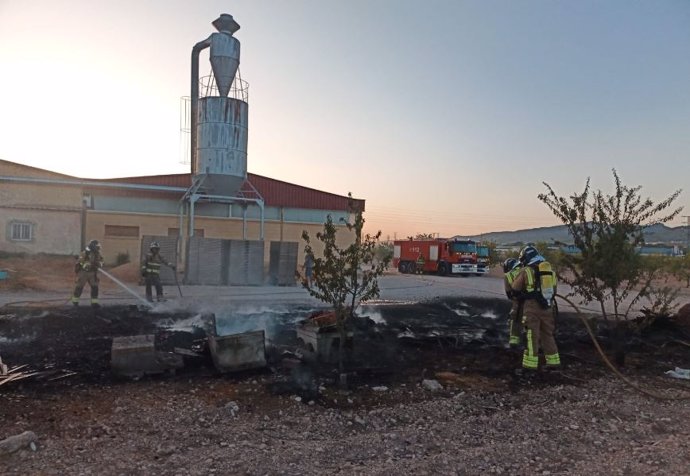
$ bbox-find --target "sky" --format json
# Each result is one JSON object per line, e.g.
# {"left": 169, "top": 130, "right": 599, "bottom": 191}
{"left": 1, "top": 0, "right": 689, "bottom": 239}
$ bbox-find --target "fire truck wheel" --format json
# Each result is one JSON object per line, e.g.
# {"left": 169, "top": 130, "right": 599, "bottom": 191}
{"left": 398, "top": 262, "right": 408, "bottom": 274}
{"left": 437, "top": 262, "right": 448, "bottom": 276}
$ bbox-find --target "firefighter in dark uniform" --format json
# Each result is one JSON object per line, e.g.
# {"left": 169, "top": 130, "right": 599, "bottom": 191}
{"left": 72, "top": 239, "right": 104, "bottom": 308}
{"left": 141, "top": 242, "right": 175, "bottom": 302}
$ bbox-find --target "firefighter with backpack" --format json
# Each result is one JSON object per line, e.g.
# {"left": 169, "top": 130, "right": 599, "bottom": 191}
{"left": 510, "top": 245, "right": 560, "bottom": 371}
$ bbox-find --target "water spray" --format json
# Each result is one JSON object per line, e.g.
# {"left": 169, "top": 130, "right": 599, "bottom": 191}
{"left": 98, "top": 269, "right": 153, "bottom": 308}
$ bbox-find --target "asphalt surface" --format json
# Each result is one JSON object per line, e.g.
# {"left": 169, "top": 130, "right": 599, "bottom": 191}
{"left": 2, "top": 272, "right": 672, "bottom": 317}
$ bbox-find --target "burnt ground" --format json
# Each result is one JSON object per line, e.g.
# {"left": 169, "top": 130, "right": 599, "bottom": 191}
{"left": 1, "top": 297, "right": 684, "bottom": 388}
{"left": 1, "top": 298, "right": 690, "bottom": 474}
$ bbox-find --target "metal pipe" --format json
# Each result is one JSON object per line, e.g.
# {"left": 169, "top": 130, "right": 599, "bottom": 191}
{"left": 190, "top": 37, "right": 212, "bottom": 176}
{"left": 189, "top": 195, "right": 196, "bottom": 237}
{"left": 242, "top": 204, "right": 247, "bottom": 240}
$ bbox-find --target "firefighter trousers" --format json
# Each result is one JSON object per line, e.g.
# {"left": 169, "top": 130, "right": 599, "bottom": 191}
{"left": 144, "top": 274, "right": 164, "bottom": 301}
{"left": 72, "top": 270, "right": 99, "bottom": 304}
{"left": 522, "top": 307, "right": 560, "bottom": 369}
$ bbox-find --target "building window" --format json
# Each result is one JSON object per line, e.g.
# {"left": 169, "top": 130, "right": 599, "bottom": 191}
{"left": 104, "top": 225, "right": 139, "bottom": 238}
{"left": 168, "top": 227, "right": 204, "bottom": 237}
{"left": 10, "top": 221, "right": 33, "bottom": 241}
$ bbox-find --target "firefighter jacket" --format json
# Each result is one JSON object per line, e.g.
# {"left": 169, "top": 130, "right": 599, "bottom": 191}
{"left": 503, "top": 265, "right": 522, "bottom": 299}
{"left": 510, "top": 263, "right": 557, "bottom": 316}
{"left": 75, "top": 250, "right": 103, "bottom": 274}
{"left": 141, "top": 252, "right": 172, "bottom": 276}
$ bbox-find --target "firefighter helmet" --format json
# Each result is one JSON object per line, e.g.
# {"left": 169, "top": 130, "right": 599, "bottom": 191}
{"left": 87, "top": 239, "right": 101, "bottom": 252}
{"left": 150, "top": 241, "right": 160, "bottom": 250}
{"left": 503, "top": 258, "right": 518, "bottom": 273}
{"left": 518, "top": 245, "right": 541, "bottom": 266}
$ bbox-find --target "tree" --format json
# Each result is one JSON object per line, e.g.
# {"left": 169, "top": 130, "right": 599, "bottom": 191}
{"left": 301, "top": 194, "right": 390, "bottom": 377}
{"left": 538, "top": 169, "right": 682, "bottom": 363}
{"left": 373, "top": 242, "right": 393, "bottom": 268}
{"left": 407, "top": 233, "right": 438, "bottom": 240}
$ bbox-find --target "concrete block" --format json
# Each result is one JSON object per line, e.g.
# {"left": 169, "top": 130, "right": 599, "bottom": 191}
{"left": 111, "top": 335, "right": 183, "bottom": 377}
{"left": 208, "top": 330, "right": 266, "bottom": 372}
{"left": 296, "top": 323, "right": 352, "bottom": 363}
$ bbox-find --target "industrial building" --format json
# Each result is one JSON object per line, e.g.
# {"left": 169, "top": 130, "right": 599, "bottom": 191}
{"left": 0, "top": 158, "right": 362, "bottom": 279}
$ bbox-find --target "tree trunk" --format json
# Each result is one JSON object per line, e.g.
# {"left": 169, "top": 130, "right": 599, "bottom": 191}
{"left": 336, "top": 308, "right": 347, "bottom": 387}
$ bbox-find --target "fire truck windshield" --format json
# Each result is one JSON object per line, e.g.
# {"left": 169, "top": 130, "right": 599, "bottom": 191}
{"left": 450, "top": 242, "right": 477, "bottom": 254}
{"left": 477, "top": 246, "right": 489, "bottom": 257}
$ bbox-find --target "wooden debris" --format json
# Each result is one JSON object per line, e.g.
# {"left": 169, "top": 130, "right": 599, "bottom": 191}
{"left": 173, "top": 347, "right": 204, "bottom": 357}
{"left": 0, "top": 359, "right": 77, "bottom": 386}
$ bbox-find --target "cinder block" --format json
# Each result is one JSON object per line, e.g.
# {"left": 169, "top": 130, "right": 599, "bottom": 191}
{"left": 111, "top": 335, "right": 183, "bottom": 377}
{"left": 208, "top": 330, "right": 266, "bottom": 372}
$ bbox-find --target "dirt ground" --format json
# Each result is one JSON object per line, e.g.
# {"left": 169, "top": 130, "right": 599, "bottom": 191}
{"left": 1, "top": 256, "right": 690, "bottom": 474}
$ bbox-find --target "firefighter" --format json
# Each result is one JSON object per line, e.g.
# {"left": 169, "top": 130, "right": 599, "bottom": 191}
{"left": 72, "top": 239, "right": 104, "bottom": 308}
{"left": 416, "top": 253, "right": 425, "bottom": 274}
{"left": 511, "top": 245, "right": 560, "bottom": 371}
{"left": 503, "top": 257, "right": 523, "bottom": 347}
{"left": 141, "top": 241, "right": 175, "bottom": 302}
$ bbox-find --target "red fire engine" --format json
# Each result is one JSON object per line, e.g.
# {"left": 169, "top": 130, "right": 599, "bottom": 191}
{"left": 393, "top": 238, "right": 480, "bottom": 276}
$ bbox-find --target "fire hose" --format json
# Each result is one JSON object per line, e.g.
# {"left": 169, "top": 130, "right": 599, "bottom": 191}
{"left": 556, "top": 294, "right": 690, "bottom": 401}
{"left": 173, "top": 267, "right": 183, "bottom": 298}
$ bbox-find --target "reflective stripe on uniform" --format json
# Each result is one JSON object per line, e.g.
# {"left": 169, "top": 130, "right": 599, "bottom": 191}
{"left": 524, "top": 267, "right": 535, "bottom": 293}
{"left": 509, "top": 320, "right": 520, "bottom": 343}
{"left": 145, "top": 262, "right": 161, "bottom": 274}
{"left": 522, "top": 328, "right": 538, "bottom": 369}
{"left": 545, "top": 353, "right": 561, "bottom": 366}
{"left": 505, "top": 267, "right": 521, "bottom": 285}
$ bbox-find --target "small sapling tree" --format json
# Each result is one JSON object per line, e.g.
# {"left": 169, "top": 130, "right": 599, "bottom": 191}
{"left": 301, "top": 194, "right": 390, "bottom": 378}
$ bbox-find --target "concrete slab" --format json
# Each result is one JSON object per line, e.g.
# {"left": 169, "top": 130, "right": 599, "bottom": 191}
{"left": 111, "top": 335, "right": 183, "bottom": 377}
{"left": 208, "top": 330, "right": 266, "bottom": 372}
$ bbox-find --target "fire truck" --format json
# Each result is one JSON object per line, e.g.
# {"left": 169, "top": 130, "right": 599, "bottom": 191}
{"left": 476, "top": 244, "right": 491, "bottom": 275}
{"left": 393, "top": 238, "right": 480, "bottom": 276}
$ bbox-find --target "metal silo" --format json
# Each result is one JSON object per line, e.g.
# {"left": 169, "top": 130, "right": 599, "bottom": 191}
{"left": 191, "top": 14, "right": 248, "bottom": 197}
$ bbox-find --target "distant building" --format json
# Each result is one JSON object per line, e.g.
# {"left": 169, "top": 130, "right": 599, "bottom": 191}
{"left": 637, "top": 244, "right": 683, "bottom": 257}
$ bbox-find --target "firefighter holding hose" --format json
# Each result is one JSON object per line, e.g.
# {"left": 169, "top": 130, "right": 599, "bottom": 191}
{"left": 511, "top": 245, "right": 560, "bottom": 372}
{"left": 141, "top": 242, "right": 176, "bottom": 302}
{"left": 71, "top": 239, "right": 104, "bottom": 308}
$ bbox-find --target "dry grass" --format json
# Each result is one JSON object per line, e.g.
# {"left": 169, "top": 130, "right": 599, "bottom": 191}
{"left": 0, "top": 254, "right": 140, "bottom": 292}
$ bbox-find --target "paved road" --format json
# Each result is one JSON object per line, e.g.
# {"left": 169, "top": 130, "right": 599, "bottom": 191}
{"left": 0, "top": 273, "right": 502, "bottom": 308}
{"left": 4, "top": 272, "right": 677, "bottom": 318}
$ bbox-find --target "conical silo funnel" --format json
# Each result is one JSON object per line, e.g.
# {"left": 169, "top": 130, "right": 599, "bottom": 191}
{"left": 210, "top": 32, "right": 240, "bottom": 97}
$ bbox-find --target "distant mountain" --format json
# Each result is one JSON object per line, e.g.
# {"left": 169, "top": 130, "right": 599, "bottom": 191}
{"left": 468, "top": 223, "right": 690, "bottom": 246}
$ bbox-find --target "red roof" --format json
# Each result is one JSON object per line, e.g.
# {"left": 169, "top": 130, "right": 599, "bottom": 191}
{"left": 96, "top": 173, "right": 364, "bottom": 212}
